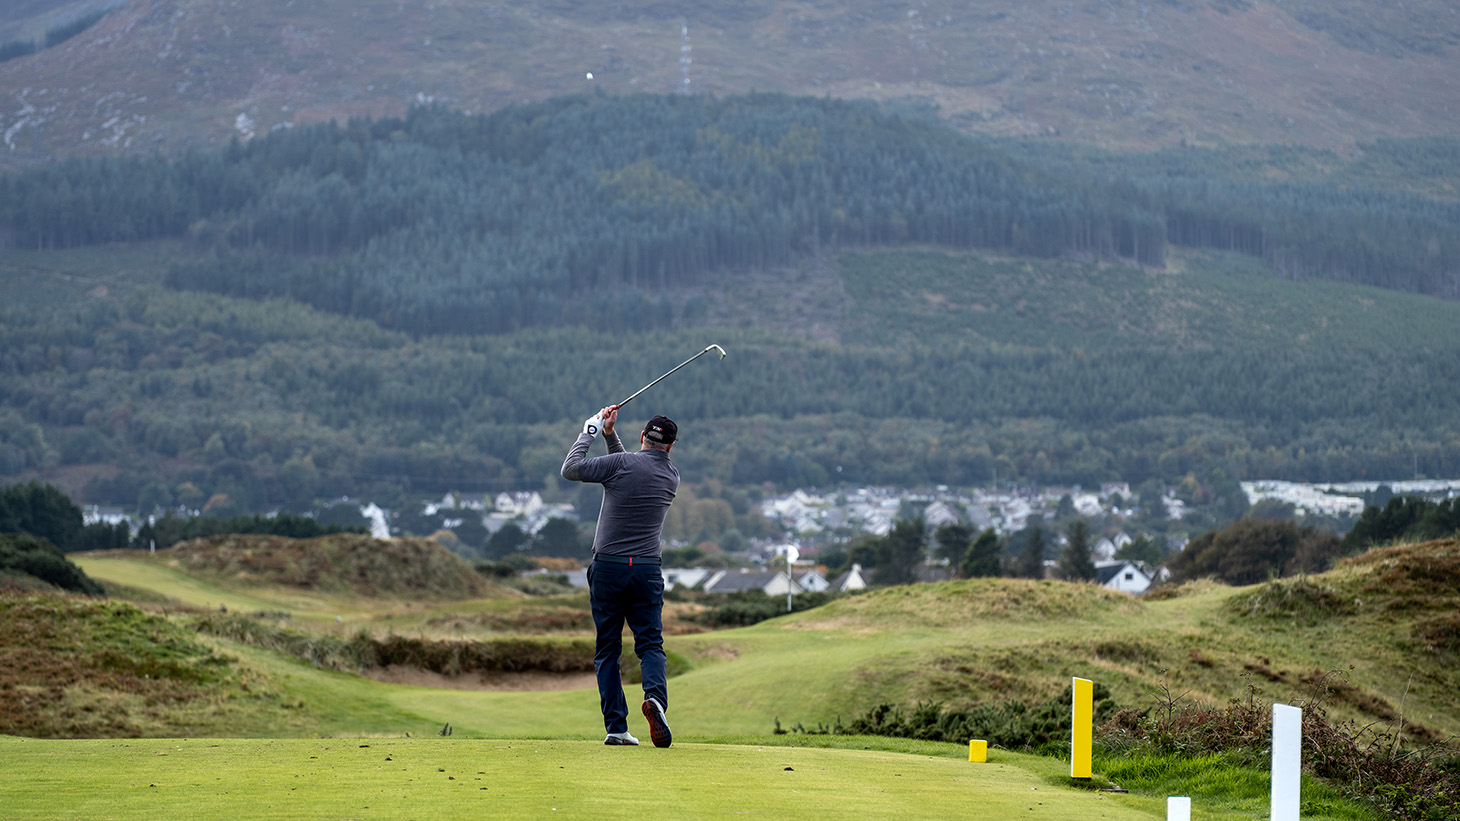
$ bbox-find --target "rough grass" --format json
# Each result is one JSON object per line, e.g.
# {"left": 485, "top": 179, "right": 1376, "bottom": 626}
{"left": 0, "top": 593, "right": 273, "bottom": 738}
{"left": 37, "top": 542, "right": 1460, "bottom": 760}
{"left": 163, "top": 534, "right": 503, "bottom": 600}
{"left": 1096, "top": 750, "right": 1381, "bottom": 821}
{"left": 789, "top": 577, "right": 1140, "bottom": 633}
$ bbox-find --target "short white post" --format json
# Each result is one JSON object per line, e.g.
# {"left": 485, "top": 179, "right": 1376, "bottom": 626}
{"left": 1272, "top": 703, "right": 1303, "bottom": 821}
{"left": 1166, "top": 796, "right": 1191, "bottom": 821}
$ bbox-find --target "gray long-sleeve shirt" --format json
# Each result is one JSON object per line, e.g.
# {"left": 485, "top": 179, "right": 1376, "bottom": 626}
{"left": 561, "top": 430, "right": 680, "bottom": 559}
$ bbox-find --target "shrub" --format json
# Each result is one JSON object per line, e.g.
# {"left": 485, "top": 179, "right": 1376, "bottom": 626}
{"left": 1171, "top": 519, "right": 1341, "bottom": 585}
{"left": 1227, "top": 576, "right": 1355, "bottom": 623}
{"left": 0, "top": 533, "right": 104, "bottom": 595}
{"left": 828, "top": 684, "right": 1119, "bottom": 752}
{"left": 695, "top": 590, "right": 832, "bottom": 628}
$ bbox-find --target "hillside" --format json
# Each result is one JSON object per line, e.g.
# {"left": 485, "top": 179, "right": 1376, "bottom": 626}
{"left": 16, "top": 539, "right": 1460, "bottom": 750}
{"left": 1, "top": 0, "right": 1458, "bottom": 165}
{"left": 3, "top": 242, "right": 1460, "bottom": 508}
{"left": 1, "top": 93, "right": 1457, "bottom": 508}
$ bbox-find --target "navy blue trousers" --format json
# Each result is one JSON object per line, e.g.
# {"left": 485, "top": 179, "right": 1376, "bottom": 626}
{"left": 587, "top": 561, "right": 668, "bottom": 735}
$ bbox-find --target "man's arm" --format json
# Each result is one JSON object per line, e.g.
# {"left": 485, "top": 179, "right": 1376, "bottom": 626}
{"left": 561, "top": 405, "right": 623, "bottom": 481}
{"left": 560, "top": 431, "right": 595, "bottom": 481}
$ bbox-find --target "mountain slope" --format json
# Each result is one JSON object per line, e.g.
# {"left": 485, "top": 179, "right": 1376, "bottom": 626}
{"left": 1, "top": 0, "right": 1457, "bottom": 164}
{"left": 3, "top": 239, "right": 1459, "bottom": 506}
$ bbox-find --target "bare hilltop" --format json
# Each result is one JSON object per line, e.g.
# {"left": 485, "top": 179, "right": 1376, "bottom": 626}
{"left": 2, "top": 0, "right": 1458, "bottom": 166}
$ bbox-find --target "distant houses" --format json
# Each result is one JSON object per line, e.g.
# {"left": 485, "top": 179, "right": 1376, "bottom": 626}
{"left": 563, "top": 559, "right": 1158, "bottom": 596}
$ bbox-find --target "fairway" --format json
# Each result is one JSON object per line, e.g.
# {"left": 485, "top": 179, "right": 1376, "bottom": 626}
{"left": 0, "top": 736, "right": 1158, "bottom": 820}
{"left": 75, "top": 556, "right": 395, "bottom": 623}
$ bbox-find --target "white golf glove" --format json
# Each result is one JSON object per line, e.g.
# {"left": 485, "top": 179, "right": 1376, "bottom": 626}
{"left": 583, "top": 415, "right": 602, "bottom": 438}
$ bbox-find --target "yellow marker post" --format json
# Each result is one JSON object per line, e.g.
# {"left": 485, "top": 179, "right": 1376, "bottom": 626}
{"left": 1071, "top": 677, "right": 1093, "bottom": 779}
{"left": 968, "top": 739, "right": 987, "bottom": 763}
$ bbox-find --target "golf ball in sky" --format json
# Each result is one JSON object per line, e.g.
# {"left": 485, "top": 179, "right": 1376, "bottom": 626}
{"left": 586, "top": 72, "right": 593, "bottom": 80}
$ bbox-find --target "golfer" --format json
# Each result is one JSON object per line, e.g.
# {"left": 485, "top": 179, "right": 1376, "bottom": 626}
{"left": 561, "top": 404, "right": 679, "bottom": 747}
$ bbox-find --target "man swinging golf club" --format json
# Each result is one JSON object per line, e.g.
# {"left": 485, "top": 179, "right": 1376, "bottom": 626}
{"left": 561, "top": 404, "right": 679, "bottom": 748}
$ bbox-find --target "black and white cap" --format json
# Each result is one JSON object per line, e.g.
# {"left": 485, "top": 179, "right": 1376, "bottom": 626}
{"left": 643, "top": 415, "right": 677, "bottom": 444}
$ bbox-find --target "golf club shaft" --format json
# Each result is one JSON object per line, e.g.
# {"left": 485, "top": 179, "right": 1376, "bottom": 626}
{"left": 617, "top": 344, "right": 725, "bottom": 409}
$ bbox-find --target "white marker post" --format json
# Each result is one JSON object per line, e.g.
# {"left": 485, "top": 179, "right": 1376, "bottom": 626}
{"left": 785, "top": 545, "right": 799, "bottom": 612}
{"left": 1272, "top": 703, "right": 1303, "bottom": 821}
{"left": 1166, "top": 796, "right": 1191, "bottom": 821}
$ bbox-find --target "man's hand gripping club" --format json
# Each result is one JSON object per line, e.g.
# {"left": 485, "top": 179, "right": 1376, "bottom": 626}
{"left": 582, "top": 404, "right": 620, "bottom": 439}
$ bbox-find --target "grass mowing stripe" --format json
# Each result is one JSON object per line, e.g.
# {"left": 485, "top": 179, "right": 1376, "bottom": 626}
{"left": 0, "top": 736, "right": 1161, "bottom": 820}
{"left": 76, "top": 557, "right": 319, "bottom": 616}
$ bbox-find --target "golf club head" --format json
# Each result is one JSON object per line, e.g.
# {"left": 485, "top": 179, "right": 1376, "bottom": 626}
{"left": 707, "top": 344, "right": 726, "bottom": 360}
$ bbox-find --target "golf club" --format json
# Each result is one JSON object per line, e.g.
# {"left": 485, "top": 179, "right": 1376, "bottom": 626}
{"left": 615, "top": 344, "right": 726, "bottom": 410}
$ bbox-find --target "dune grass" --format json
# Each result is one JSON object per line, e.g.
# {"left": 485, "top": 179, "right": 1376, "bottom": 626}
{"left": 45, "top": 543, "right": 1459, "bottom": 820}
{"left": 82, "top": 548, "right": 1460, "bottom": 745}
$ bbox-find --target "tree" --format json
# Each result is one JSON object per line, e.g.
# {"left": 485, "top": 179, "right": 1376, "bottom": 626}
{"left": 0, "top": 481, "right": 84, "bottom": 550}
{"left": 933, "top": 521, "right": 974, "bottom": 565}
{"left": 535, "top": 517, "right": 587, "bottom": 560}
{"left": 484, "top": 522, "right": 530, "bottom": 561}
{"left": 450, "top": 516, "right": 490, "bottom": 556}
{"left": 877, "top": 517, "right": 926, "bottom": 586}
{"left": 1114, "top": 534, "right": 1165, "bottom": 567}
{"left": 1136, "top": 480, "right": 1168, "bottom": 523}
{"left": 1342, "top": 496, "right": 1448, "bottom": 554}
{"left": 1247, "top": 498, "right": 1298, "bottom": 521}
{"left": 1055, "top": 494, "right": 1077, "bottom": 520}
{"left": 960, "top": 529, "right": 1002, "bottom": 578}
{"left": 0, "top": 532, "right": 104, "bottom": 595}
{"left": 1169, "top": 518, "right": 1342, "bottom": 585}
{"left": 1017, "top": 525, "right": 1047, "bottom": 579}
{"left": 1059, "top": 520, "right": 1096, "bottom": 582}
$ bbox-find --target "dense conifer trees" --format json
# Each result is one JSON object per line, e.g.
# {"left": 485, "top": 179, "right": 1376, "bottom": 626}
{"left": 6, "top": 95, "right": 1453, "bottom": 338}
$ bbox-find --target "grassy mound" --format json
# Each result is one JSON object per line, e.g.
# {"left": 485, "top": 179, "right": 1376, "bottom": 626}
{"left": 1343, "top": 537, "right": 1460, "bottom": 613}
{"left": 0, "top": 593, "right": 268, "bottom": 738}
{"left": 788, "top": 577, "right": 1140, "bottom": 632}
{"left": 164, "top": 533, "right": 499, "bottom": 600}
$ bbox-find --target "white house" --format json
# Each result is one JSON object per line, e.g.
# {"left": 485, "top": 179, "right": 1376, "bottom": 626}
{"left": 702, "top": 569, "right": 801, "bottom": 596}
{"left": 793, "top": 568, "right": 830, "bottom": 593}
{"left": 827, "top": 563, "right": 870, "bottom": 592}
{"left": 495, "top": 491, "right": 544, "bottom": 517}
{"left": 1072, "top": 493, "right": 1103, "bottom": 517}
{"left": 923, "top": 501, "right": 961, "bottom": 529}
{"left": 663, "top": 567, "right": 711, "bottom": 591}
{"left": 1101, "top": 482, "right": 1132, "bottom": 499}
{"left": 1096, "top": 561, "right": 1152, "bottom": 595}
